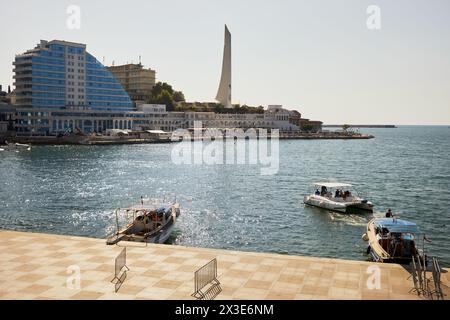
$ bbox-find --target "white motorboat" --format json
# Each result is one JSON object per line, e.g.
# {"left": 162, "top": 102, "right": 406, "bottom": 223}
{"left": 106, "top": 199, "right": 180, "bottom": 245}
{"left": 3, "top": 141, "right": 31, "bottom": 151}
{"left": 303, "top": 182, "right": 374, "bottom": 213}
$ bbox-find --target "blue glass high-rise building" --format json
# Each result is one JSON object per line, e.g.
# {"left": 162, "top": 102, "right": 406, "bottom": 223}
{"left": 14, "top": 40, "right": 133, "bottom": 111}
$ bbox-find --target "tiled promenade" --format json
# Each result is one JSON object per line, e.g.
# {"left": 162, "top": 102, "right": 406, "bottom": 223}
{"left": 0, "top": 230, "right": 448, "bottom": 300}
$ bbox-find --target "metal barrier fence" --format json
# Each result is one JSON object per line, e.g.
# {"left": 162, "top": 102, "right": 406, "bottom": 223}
{"left": 430, "top": 257, "right": 443, "bottom": 299}
{"left": 410, "top": 254, "right": 425, "bottom": 295}
{"left": 192, "top": 258, "right": 221, "bottom": 300}
{"left": 410, "top": 255, "right": 445, "bottom": 300}
{"left": 111, "top": 247, "right": 129, "bottom": 293}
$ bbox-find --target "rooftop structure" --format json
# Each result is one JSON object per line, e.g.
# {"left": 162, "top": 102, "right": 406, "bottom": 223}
{"left": 107, "top": 63, "right": 156, "bottom": 104}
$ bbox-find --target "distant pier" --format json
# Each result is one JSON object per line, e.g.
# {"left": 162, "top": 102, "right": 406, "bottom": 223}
{"left": 278, "top": 132, "right": 374, "bottom": 140}
{"left": 323, "top": 125, "right": 397, "bottom": 128}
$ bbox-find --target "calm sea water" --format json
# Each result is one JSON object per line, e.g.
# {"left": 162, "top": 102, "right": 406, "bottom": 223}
{"left": 0, "top": 126, "right": 449, "bottom": 266}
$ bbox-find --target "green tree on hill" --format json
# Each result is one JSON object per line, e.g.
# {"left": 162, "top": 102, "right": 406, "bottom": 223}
{"left": 173, "top": 91, "right": 185, "bottom": 103}
{"left": 147, "top": 82, "right": 185, "bottom": 110}
{"left": 146, "top": 82, "right": 265, "bottom": 114}
{"left": 150, "top": 82, "right": 174, "bottom": 98}
{"left": 151, "top": 89, "right": 175, "bottom": 111}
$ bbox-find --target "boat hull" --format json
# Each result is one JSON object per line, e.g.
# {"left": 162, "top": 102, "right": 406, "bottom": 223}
{"left": 303, "top": 195, "right": 373, "bottom": 213}
{"left": 2, "top": 142, "right": 31, "bottom": 151}
{"left": 345, "top": 202, "right": 374, "bottom": 213}
{"left": 119, "top": 222, "right": 175, "bottom": 244}
{"left": 368, "top": 248, "right": 414, "bottom": 264}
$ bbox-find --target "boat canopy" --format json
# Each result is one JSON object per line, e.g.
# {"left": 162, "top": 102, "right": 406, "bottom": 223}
{"left": 374, "top": 218, "right": 419, "bottom": 234}
{"left": 157, "top": 206, "right": 170, "bottom": 213}
{"left": 313, "top": 182, "right": 353, "bottom": 188}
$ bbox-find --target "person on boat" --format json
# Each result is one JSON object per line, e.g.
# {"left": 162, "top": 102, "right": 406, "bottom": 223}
{"left": 321, "top": 186, "right": 327, "bottom": 196}
{"left": 315, "top": 189, "right": 320, "bottom": 196}
{"left": 376, "top": 229, "right": 381, "bottom": 241}
{"left": 385, "top": 208, "right": 393, "bottom": 218}
{"left": 334, "top": 189, "right": 340, "bottom": 198}
{"left": 342, "top": 190, "right": 350, "bottom": 200}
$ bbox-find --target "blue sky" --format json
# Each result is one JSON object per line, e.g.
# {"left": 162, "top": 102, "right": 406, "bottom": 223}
{"left": 1, "top": 0, "right": 449, "bottom": 124}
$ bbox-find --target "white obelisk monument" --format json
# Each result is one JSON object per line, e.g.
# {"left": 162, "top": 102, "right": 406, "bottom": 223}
{"left": 216, "top": 25, "right": 232, "bottom": 108}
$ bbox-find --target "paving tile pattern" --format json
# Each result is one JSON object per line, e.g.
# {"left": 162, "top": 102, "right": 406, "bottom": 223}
{"left": 1, "top": 230, "right": 448, "bottom": 300}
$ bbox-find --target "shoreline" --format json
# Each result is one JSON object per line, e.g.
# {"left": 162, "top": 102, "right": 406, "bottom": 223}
{"left": 5, "top": 132, "right": 375, "bottom": 145}
{"left": 323, "top": 125, "right": 397, "bottom": 128}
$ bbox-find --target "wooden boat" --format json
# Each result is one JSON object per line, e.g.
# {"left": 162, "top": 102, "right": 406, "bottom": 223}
{"left": 363, "top": 218, "right": 419, "bottom": 264}
{"left": 106, "top": 201, "right": 180, "bottom": 245}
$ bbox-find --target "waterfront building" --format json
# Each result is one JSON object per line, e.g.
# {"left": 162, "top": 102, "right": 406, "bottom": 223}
{"left": 0, "top": 102, "right": 15, "bottom": 137}
{"left": 216, "top": 25, "right": 232, "bottom": 108}
{"left": 107, "top": 63, "right": 156, "bottom": 105}
{"left": 136, "top": 104, "right": 166, "bottom": 114}
{"left": 14, "top": 40, "right": 133, "bottom": 111}
{"left": 130, "top": 104, "right": 318, "bottom": 132}
{"left": 264, "top": 105, "right": 297, "bottom": 131}
{"left": 7, "top": 91, "right": 16, "bottom": 105}
{"left": 13, "top": 40, "right": 133, "bottom": 134}
{"left": 298, "top": 119, "right": 323, "bottom": 132}
{"left": 14, "top": 108, "right": 137, "bottom": 134}
{"left": 0, "top": 85, "right": 9, "bottom": 104}
{"left": 289, "top": 109, "right": 323, "bottom": 132}
{"left": 0, "top": 85, "right": 16, "bottom": 105}
{"left": 9, "top": 101, "right": 318, "bottom": 135}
